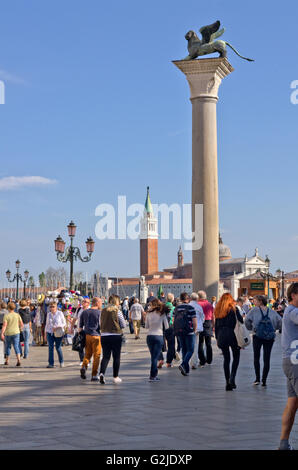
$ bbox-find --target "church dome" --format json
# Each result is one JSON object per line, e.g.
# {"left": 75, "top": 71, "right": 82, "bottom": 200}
{"left": 219, "top": 235, "right": 232, "bottom": 261}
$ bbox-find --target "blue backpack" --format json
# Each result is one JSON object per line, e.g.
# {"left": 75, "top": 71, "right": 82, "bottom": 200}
{"left": 255, "top": 308, "right": 275, "bottom": 341}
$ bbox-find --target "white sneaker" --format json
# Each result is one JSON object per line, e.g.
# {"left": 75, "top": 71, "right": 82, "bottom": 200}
{"left": 60, "top": 363, "right": 64, "bottom": 368}
{"left": 113, "top": 377, "right": 122, "bottom": 384}
{"left": 99, "top": 373, "right": 105, "bottom": 384}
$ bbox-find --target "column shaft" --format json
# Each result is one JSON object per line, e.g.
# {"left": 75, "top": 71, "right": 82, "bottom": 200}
{"left": 192, "top": 96, "right": 219, "bottom": 297}
{"left": 173, "top": 58, "right": 234, "bottom": 301}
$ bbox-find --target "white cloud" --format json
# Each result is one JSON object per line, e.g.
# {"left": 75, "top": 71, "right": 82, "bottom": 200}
{"left": 0, "top": 69, "right": 26, "bottom": 85}
{"left": 0, "top": 176, "right": 58, "bottom": 191}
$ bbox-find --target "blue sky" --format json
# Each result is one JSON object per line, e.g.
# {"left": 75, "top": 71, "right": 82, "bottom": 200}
{"left": 0, "top": 0, "right": 298, "bottom": 285}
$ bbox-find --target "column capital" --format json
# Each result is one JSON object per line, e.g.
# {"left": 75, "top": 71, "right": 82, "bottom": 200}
{"left": 172, "top": 58, "right": 234, "bottom": 100}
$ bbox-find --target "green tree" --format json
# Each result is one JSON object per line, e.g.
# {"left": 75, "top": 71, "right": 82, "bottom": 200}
{"left": 39, "top": 272, "right": 46, "bottom": 287}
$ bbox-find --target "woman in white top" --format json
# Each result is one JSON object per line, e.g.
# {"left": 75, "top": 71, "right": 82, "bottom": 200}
{"left": 45, "top": 302, "right": 66, "bottom": 368}
{"left": 145, "top": 298, "right": 169, "bottom": 382}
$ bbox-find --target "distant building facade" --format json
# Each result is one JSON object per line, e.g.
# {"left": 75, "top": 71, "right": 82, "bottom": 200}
{"left": 107, "top": 188, "right": 271, "bottom": 302}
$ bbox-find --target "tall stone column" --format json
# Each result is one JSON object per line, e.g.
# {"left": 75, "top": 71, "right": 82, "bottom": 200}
{"left": 173, "top": 58, "right": 234, "bottom": 299}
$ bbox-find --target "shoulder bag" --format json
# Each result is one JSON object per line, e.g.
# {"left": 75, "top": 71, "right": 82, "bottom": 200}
{"left": 234, "top": 311, "right": 251, "bottom": 348}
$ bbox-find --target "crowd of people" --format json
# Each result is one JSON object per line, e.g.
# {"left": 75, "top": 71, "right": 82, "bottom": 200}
{"left": 0, "top": 286, "right": 297, "bottom": 450}
{"left": 0, "top": 290, "right": 109, "bottom": 367}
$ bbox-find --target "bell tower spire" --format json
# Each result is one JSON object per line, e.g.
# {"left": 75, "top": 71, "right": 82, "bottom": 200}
{"left": 178, "top": 245, "right": 184, "bottom": 267}
{"left": 140, "top": 187, "right": 158, "bottom": 276}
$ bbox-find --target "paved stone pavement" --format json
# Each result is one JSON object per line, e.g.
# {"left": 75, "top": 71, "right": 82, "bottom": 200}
{"left": 0, "top": 328, "right": 297, "bottom": 450}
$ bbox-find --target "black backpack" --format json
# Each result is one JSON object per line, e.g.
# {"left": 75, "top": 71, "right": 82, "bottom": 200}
{"left": 173, "top": 306, "right": 192, "bottom": 336}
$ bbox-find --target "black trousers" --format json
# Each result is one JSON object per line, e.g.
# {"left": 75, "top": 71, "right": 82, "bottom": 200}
{"left": 252, "top": 335, "right": 274, "bottom": 382}
{"left": 99, "top": 335, "right": 122, "bottom": 378}
{"left": 198, "top": 333, "right": 213, "bottom": 365}
{"left": 176, "top": 335, "right": 181, "bottom": 353}
{"left": 220, "top": 344, "right": 240, "bottom": 383}
{"left": 164, "top": 328, "right": 176, "bottom": 364}
{"left": 78, "top": 347, "right": 85, "bottom": 362}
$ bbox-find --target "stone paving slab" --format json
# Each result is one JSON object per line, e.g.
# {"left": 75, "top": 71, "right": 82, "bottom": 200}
{"left": 0, "top": 327, "right": 296, "bottom": 450}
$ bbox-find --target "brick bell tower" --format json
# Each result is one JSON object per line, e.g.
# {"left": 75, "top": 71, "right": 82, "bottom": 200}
{"left": 140, "top": 187, "right": 158, "bottom": 276}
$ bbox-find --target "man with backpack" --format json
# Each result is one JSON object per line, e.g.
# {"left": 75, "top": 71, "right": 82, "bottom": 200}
{"left": 245, "top": 295, "right": 282, "bottom": 387}
{"left": 173, "top": 292, "right": 197, "bottom": 376}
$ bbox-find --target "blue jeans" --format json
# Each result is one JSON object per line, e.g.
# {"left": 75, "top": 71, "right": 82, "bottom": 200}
{"left": 47, "top": 333, "right": 64, "bottom": 366}
{"left": 147, "top": 335, "right": 164, "bottom": 378}
{"left": 178, "top": 334, "right": 196, "bottom": 373}
{"left": 122, "top": 309, "right": 128, "bottom": 321}
{"left": 20, "top": 324, "right": 30, "bottom": 358}
{"left": 5, "top": 334, "right": 21, "bottom": 356}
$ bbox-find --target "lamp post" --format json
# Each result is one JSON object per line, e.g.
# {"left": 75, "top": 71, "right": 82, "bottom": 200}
{"left": 276, "top": 269, "right": 285, "bottom": 299}
{"left": 265, "top": 255, "right": 270, "bottom": 299}
{"left": 281, "top": 270, "right": 285, "bottom": 299}
{"left": 54, "top": 221, "right": 95, "bottom": 291}
{"left": 6, "top": 260, "right": 29, "bottom": 301}
{"left": 23, "top": 270, "right": 29, "bottom": 298}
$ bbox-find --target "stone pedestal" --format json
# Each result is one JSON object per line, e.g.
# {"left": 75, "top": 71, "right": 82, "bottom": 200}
{"left": 173, "top": 58, "right": 234, "bottom": 299}
{"left": 139, "top": 276, "right": 149, "bottom": 305}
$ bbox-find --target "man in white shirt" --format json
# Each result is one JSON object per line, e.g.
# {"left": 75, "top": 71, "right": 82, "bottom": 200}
{"left": 189, "top": 293, "right": 205, "bottom": 369}
{"left": 242, "top": 296, "right": 252, "bottom": 315}
{"left": 129, "top": 298, "right": 144, "bottom": 340}
{"left": 122, "top": 297, "right": 129, "bottom": 321}
{"left": 72, "top": 297, "right": 90, "bottom": 330}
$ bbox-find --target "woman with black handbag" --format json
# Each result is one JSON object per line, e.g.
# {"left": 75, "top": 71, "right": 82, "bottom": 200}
{"left": 214, "top": 293, "right": 244, "bottom": 391}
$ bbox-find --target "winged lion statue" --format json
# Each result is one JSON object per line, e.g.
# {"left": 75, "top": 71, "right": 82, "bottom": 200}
{"left": 183, "top": 21, "right": 254, "bottom": 62}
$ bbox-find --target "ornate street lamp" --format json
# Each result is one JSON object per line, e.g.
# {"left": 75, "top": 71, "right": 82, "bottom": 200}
{"left": 86, "top": 236, "right": 95, "bottom": 254}
{"left": 276, "top": 269, "right": 285, "bottom": 299}
{"left": 67, "top": 221, "right": 77, "bottom": 237}
{"left": 281, "top": 270, "right": 285, "bottom": 299}
{"left": 54, "top": 236, "right": 65, "bottom": 253}
{"left": 23, "top": 269, "right": 29, "bottom": 298}
{"left": 6, "top": 260, "right": 29, "bottom": 301}
{"left": 265, "top": 255, "right": 270, "bottom": 298}
{"left": 54, "top": 221, "right": 95, "bottom": 291}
